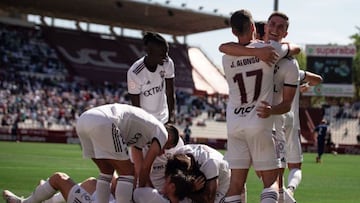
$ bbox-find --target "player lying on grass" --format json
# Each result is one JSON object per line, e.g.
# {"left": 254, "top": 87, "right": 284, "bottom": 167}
{"left": 3, "top": 171, "right": 117, "bottom": 203}
{"left": 3, "top": 158, "right": 200, "bottom": 203}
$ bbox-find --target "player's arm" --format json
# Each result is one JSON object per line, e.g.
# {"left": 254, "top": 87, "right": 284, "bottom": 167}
{"left": 299, "top": 70, "right": 323, "bottom": 93}
{"left": 304, "top": 71, "right": 323, "bottom": 86}
{"left": 282, "top": 42, "right": 301, "bottom": 56}
{"left": 218, "top": 42, "right": 278, "bottom": 66}
{"left": 127, "top": 70, "right": 141, "bottom": 107}
{"left": 165, "top": 78, "right": 176, "bottom": 124}
{"left": 270, "top": 85, "right": 297, "bottom": 115}
{"left": 138, "top": 138, "right": 161, "bottom": 187}
{"left": 128, "top": 94, "right": 141, "bottom": 107}
{"left": 130, "top": 146, "right": 144, "bottom": 186}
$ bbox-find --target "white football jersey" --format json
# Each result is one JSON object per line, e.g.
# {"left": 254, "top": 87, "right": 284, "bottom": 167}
{"left": 144, "top": 137, "right": 184, "bottom": 191}
{"left": 273, "top": 56, "right": 299, "bottom": 106}
{"left": 222, "top": 40, "right": 289, "bottom": 132}
{"left": 127, "top": 56, "right": 175, "bottom": 123}
{"left": 95, "top": 103, "right": 168, "bottom": 149}
{"left": 174, "top": 144, "right": 230, "bottom": 196}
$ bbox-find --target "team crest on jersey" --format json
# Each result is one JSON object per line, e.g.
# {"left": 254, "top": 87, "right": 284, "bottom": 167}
{"left": 159, "top": 70, "right": 165, "bottom": 78}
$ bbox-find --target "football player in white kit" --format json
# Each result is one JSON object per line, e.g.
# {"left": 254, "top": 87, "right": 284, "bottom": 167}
{"left": 133, "top": 161, "right": 195, "bottom": 203}
{"left": 3, "top": 172, "right": 117, "bottom": 203}
{"left": 174, "top": 144, "right": 230, "bottom": 203}
{"left": 282, "top": 70, "right": 322, "bottom": 202}
{"left": 262, "top": 12, "right": 299, "bottom": 203}
{"left": 127, "top": 32, "right": 175, "bottom": 124}
{"left": 134, "top": 144, "right": 229, "bottom": 203}
{"left": 75, "top": 103, "right": 180, "bottom": 203}
{"left": 127, "top": 31, "right": 184, "bottom": 195}
{"left": 219, "top": 9, "right": 300, "bottom": 203}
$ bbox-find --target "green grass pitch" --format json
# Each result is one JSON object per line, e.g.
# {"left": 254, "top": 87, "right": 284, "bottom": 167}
{"left": 0, "top": 141, "right": 359, "bottom": 203}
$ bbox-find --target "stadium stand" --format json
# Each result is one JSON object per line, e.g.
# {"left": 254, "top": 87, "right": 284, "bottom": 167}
{"left": 0, "top": 1, "right": 359, "bottom": 154}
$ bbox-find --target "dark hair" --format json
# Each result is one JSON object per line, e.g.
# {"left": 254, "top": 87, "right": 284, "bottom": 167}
{"left": 255, "top": 21, "right": 266, "bottom": 40}
{"left": 166, "top": 153, "right": 206, "bottom": 193}
{"left": 165, "top": 123, "right": 179, "bottom": 147}
{"left": 143, "top": 32, "right": 168, "bottom": 48}
{"left": 230, "top": 9, "right": 254, "bottom": 35}
{"left": 167, "top": 169, "right": 195, "bottom": 200}
{"left": 166, "top": 153, "right": 191, "bottom": 177}
{"left": 268, "top": 11, "right": 290, "bottom": 30}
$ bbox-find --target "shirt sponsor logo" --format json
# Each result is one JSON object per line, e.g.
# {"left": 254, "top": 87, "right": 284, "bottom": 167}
{"left": 143, "top": 81, "right": 164, "bottom": 97}
{"left": 234, "top": 104, "right": 255, "bottom": 117}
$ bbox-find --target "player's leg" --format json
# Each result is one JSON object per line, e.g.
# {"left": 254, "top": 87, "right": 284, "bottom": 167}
{"left": 252, "top": 127, "right": 280, "bottom": 203}
{"left": 3, "top": 172, "right": 74, "bottom": 203}
{"left": 43, "top": 177, "right": 97, "bottom": 203}
{"left": 81, "top": 110, "right": 122, "bottom": 203}
{"left": 223, "top": 133, "right": 250, "bottom": 203}
{"left": 224, "top": 169, "right": 249, "bottom": 203}
{"left": 92, "top": 159, "right": 115, "bottom": 203}
{"left": 110, "top": 159, "right": 135, "bottom": 203}
{"left": 284, "top": 127, "right": 302, "bottom": 203}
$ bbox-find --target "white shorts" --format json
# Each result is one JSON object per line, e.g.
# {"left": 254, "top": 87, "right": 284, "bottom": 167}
{"left": 224, "top": 127, "right": 280, "bottom": 171}
{"left": 284, "top": 112, "right": 303, "bottom": 163}
{"left": 76, "top": 108, "right": 129, "bottom": 160}
{"left": 67, "top": 185, "right": 115, "bottom": 203}
{"left": 67, "top": 185, "right": 94, "bottom": 203}
{"left": 273, "top": 115, "right": 287, "bottom": 168}
{"left": 133, "top": 187, "right": 169, "bottom": 203}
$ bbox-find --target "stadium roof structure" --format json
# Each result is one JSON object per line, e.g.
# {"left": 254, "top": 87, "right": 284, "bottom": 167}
{"left": 0, "top": 0, "right": 231, "bottom": 36}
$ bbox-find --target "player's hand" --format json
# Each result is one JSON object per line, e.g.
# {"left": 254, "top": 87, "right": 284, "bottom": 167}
{"left": 256, "top": 101, "right": 272, "bottom": 118}
{"left": 256, "top": 46, "right": 278, "bottom": 67}
{"left": 299, "top": 82, "right": 310, "bottom": 93}
{"left": 193, "top": 176, "right": 205, "bottom": 191}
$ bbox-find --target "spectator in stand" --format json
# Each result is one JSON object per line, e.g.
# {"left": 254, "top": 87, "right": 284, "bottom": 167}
{"left": 313, "top": 119, "right": 329, "bottom": 163}
{"left": 183, "top": 124, "right": 192, "bottom": 144}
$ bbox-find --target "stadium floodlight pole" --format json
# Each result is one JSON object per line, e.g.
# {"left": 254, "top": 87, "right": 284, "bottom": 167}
{"left": 274, "top": 0, "right": 279, "bottom": 11}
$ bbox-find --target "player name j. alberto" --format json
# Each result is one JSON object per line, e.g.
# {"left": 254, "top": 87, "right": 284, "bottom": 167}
{"left": 230, "top": 56, "right": 260, "bottom": 68}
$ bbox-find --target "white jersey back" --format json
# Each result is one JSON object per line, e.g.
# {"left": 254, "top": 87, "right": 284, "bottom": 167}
{"left": 174, "top": 144, "right": 230, "bottom": 197}
{"left": 127, "top": 56, "right": 175, "bottom": 123}
{"left": 222, "top": 40, "right": 289, "bottom": 132}
{"left": 95, "top": 103, "right": 168, "bottom": 149}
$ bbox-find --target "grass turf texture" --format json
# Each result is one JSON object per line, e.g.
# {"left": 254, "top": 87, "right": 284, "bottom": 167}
{"left": 0, "top": 141, "right": 359, "bottom": 203}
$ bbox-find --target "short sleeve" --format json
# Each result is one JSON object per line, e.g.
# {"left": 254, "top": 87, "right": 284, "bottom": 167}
{"left": 127, "top": 69, "right": 142, "bottom": 94}
{"left": 269, "top": 40, "right": 289, "bottom": 60}
{"left": 164, "top": 57, "right": 175, "bottom": 79}
{"left": 200, "top": 159, "right": 220, "bottom": 180}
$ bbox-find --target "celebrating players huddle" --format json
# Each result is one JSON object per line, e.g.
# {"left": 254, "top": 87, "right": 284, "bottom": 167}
{"left": 3, "top": 8, "right": 322, "bottom": 203}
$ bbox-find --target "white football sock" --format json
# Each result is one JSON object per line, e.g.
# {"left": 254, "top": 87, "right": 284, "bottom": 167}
{"left": 224, "top": 195, "right": 242, "bottom": 203}
{"left": 23, "top": 181, "right": 56, "bottom": 203}
{"left": 260, "top": 187, "right": 278, "bottom": 203}
{"left": 43, "top": 192, "right": 65, "bottom": 203}
{"left": 287, "top": 168, "right": 302, "bottom": 191}
{"left": 115, "top": 175, "right": 134, "bottom": 203}
{"left": 95, "top": 173, "right": 112, "bottom": 203}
